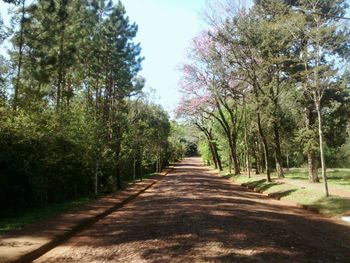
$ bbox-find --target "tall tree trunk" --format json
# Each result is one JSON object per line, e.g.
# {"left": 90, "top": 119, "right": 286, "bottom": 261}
{"left": 133, "top": 154, "right": 136, "bottom": 183}
{"left": 115, "top": 132, "right": 122, "bottom": 190}
{"left": 209, "top": 142, "right": 218, "bottom": 169}
{"left": 273, "top": 121, "right": 284, "bottom": 178}
{"left": 315, "top": 98, "right": 329, "bottom": 197}
{"left": 255, "top": 152, "right": 260, "bottom": 174}
{"left": 229, "top": 138, "right": 240, "bottom": 175}
{"left": 308, "top": 151, "right": 318, "bottom": 183}
{"left": 304, "top": 107, "right": 319, "bottom": 182}
{"left": 228, "top": 151, "right": 232, "bottom": 174}
{"left": 94, "top": 156, "right": 99, "bottom": 195}
{"left": 13, "top": 0, "right": 26, "bottom": 112}
{"left": 57, "top": 28, "right": 65, "bottom": 111}
{"left": 139, "top": 148, "right": 143, "bottom": 181}
{"left": 253, "top": 140, "right": 260, "bottom": 174}
{"left": 243, "top": 95, "right": 251, "bottom": 177}
{"left": 212, "top": 141, "right": 222, "bottom": 171}
{"left": 257, "top": 112, "right": 271, "bottom": 181}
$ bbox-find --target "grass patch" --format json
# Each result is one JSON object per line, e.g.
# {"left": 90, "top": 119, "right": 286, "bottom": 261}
{"left": 222, "top": 172, "right": 350, "bottom": 218}
{"left": 282, "top": 168, "right": 350, "bottom": 192}
{"left": 310, "top": 196, "right": 350, "bottom": 217}
{"left": 0, "top": 197, "right": 92, "bottom": 233}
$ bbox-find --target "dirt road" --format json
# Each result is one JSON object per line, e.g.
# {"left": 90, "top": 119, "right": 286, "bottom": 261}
{"left": 35, "top": 158, "right": 350, "bottom": 262}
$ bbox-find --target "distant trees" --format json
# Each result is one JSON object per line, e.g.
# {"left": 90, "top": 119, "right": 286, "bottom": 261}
{"left": 177, "top": 0, "right": 350, "bottom": 196}
{"left": 0, "top": 0, "right": 183, "bottom": 216}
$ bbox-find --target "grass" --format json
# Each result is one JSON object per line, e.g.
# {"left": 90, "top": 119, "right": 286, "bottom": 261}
{"left": 222, "top": 171, "right": 350, "bottom": 218}
{"left": 282, "top": 168, "right": 350, "bottom": 192}
{"left": 0, "top": 197, "right": 92, "bottom": 233}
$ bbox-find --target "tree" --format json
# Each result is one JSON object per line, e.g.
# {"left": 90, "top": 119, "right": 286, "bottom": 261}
{"left": 287, "top": 0, "right": 350, "bottom": 196}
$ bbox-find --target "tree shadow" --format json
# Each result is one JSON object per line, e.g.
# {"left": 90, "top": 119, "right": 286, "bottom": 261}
{"left": 268, "top": 189, "right": 297, "bottom": 200}
{"left": 26, "top": 160, "right": 350, "bottom": 262}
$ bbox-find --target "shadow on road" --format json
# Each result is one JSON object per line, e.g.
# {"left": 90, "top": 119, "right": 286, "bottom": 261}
{"left": 35, "top": 158, "right": 350, "bottom": 263}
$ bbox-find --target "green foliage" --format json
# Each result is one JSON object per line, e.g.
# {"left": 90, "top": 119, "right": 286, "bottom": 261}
{"left": 178, "top": 0, "right": 350, "bottom": 182}
{"left": 331, "top": 144, "right": 350, "bottom": 168}
{"left": 198, "top": 139, "right": 211, "bottom": 164}
{"left": 0, "top": 0, "right": 175, "bottom": 217}
{"left": 227, "top": 173, "right": 350, "bottom": 217}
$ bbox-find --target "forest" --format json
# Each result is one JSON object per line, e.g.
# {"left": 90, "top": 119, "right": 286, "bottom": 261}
{"left": 1, "top": 1, "right": 350, "bottom": 261}
{"left": 176, "top": 0, "right": 350, "bottom": 197}
{"left": 0, "top": 0, "right": 349, "bottom": 217}
{"left": 0, "top": 0, "right": 190, "bottom": 216}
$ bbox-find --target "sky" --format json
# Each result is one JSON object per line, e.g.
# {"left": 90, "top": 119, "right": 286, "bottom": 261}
{"left": 1, "top": 0, "right": 349, "bottom": 115}
{"left": 121, "top": 0, "right": 207, "bottom": 115}
{"left": 0, "top": 0, "right": 206, "bottom": 114}
{"left": 0, "top": 0, "right": 207, "bottom": 115}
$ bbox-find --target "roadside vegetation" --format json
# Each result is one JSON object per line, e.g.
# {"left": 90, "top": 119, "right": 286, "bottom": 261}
{"left": 176, "top": 0, "right": 350, "bottom": 215}
{"left": 0, "top": 0, "right": 196, "bottom": 226}
{"left": 222, "top": 171, "right": 350, "bottom": 218}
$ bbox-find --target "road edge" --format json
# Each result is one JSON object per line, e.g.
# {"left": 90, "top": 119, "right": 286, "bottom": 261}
{"left": 2, "top": 167, "right": 174, "bottom": 263}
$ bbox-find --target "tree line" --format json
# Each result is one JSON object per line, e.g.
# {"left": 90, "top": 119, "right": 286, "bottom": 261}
{"left": 176, "top": 0, "right": 350, "bottom": 196}
{"left": 0, "top": 0, "right": 186, "bottom": 216}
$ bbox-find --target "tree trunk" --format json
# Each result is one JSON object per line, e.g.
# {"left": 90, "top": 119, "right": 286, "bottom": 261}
{"left": 13, "top": 0, "right": 25, "bottom": 112}
{"left": 57, "top": 8, "right": 66, "bottom": 111}
{"left": 273, "top": 121, "right": 284, "bottom": 178}
{"left": 94, "top": 156, "right": 99, "bottom": 195}
{"left": 228, "top": 152, "right": 232, "bottom": 174}
{"left": 253, "top": 141, "right": 260, "bottom": 174}
{"left": 243, "top": 96, "right": 251, "bottom": 178}
{"left": 257, "top": 112, "right": 271, "bottom": 181}
{"left": 229, "top": 138, "right": 240, "bottom": 175}
{"left": 308, "top": 151, "right": 319, "bottom": 183}
{"left": 304, "top": 107, "right": 319, "bottom": 183}
{"left": 315, "top": 98, "right": 329, "bottom": 197}
{"left": 212, "top": 142, "right": 223, "bottom": 171}
{"left": 208, "top": 142, "right": 218, "bottom": 169}
{"left": 133, "top": 154, "right": 136, "bottom": 183}
{"left": 115, "top": 136, "right": 122, "bottom": 190}
{"left": 139, "top": 149, "right": 143, "bottom": 181}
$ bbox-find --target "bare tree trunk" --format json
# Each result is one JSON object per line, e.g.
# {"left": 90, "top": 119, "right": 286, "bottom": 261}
{"left": 304, "top": 107, "right": 319, "bottom": 183}
{"left": 308, "top": 151, "right": 319, "bottom": 183}
{"left": 208, "top": 142, "right": 218, "bottom": 169}
{"left": 156, "top": 157, "right": 159, "bottom": 173}
{"left": 315, "top": 98, "right": 329, "bottom": 197}
{"left": 229, "top": 138, "right": 240, "bottom": 175}
{"left": 133, "top": 154, "right": 136, "bottom": 184}
{"left": 94, "top": 157, "right": 99, "bottom": 195}
{"left": 228, "top": 152, "right": 232, "bottom": 174}
{"left": 243, "top": 95, "right": 251, "bottom": 178}
{"left": 57, "top": 7, "right": 66, "bottom": 112}
{"left": 257, "top": 112, "right": 271, "bottom": 181}
{"left": 115, "top": 134, "right": 122, "bottom": 190}
{"left": 139, "top": 148, "right": 143, "bottom": 181}
{"left": 273, "top": 121, "right": 284, "bottom": 178}
{"left": 13, "top": 0, "right": 26, "bottom": 112}
{"left": 253, "top": 141, "right": 260, "bottom": 174}
{"left": 213, "top": 142, "right": 223, "bottom": 171}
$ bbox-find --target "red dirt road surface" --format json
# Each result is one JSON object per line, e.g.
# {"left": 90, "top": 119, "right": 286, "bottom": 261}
{"left": 34, "top": 158, "right": 350, "bottom": 263}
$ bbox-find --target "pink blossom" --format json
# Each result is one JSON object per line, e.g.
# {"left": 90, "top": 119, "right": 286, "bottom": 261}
{"left": 193, "top": 31, "right": 213, "bottom": 57}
